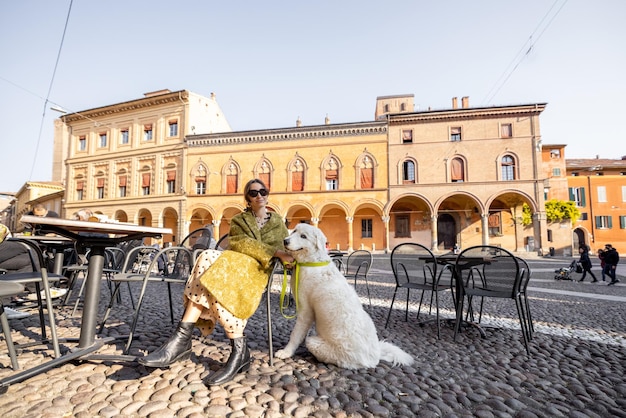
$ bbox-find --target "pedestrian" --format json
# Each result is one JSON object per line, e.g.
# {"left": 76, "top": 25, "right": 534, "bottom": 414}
{"left": 597, "top": 249, "right": 606, "bottom": 281}
{"left": 604, "top": 244, "right": 620, "bottom": 285}
{"left": 577, "top": 246, "right": 597, "bottom": 282}
{"left": 138, "top": 178, "right": 294, "bottom": 386}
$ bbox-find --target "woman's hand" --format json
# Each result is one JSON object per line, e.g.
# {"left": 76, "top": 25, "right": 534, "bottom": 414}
{"left": 274, "top": 249, "right": 295, "bottom": 268}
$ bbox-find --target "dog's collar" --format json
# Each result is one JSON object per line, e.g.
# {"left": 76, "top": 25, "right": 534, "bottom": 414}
{"left": 280, "top": 261, "right": 330, "bottom": 319}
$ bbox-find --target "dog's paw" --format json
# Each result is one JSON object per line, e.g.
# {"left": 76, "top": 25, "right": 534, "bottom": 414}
{"left": 275, "top": 349, "right": 293, "bottom": 359}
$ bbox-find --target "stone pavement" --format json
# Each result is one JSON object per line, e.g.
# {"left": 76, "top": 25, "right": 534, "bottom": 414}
{"left": 0, "top": 255, "right": 624, "bottom": 417}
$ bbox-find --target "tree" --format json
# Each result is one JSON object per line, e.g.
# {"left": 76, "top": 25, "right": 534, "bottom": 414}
{"left": 522, "top": 200, "right": 580, "bottom": 225}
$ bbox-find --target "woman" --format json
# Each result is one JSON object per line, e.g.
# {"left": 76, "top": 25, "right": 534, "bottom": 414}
{"left": 138, "top": 179, "right": 294, "bottom": 385}
{"left": 577, "top": 246, "right": 597, "bottom": 282}
{"left": 597, "top": 249, "right": 606, "bottom": 281}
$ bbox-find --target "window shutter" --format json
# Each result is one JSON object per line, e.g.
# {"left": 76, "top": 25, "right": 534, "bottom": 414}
{"left": 259, "top": 173, "right": 270, "bottom": 189}
{"left": 568, "top": 188, "right": 575, "bottom": 201}
{"left": 451, "top": 159, "right": 464, "bottom": 181}
{"left": 292, "top": 171, "right": 304, "bottom": 191}
{"left": 608, "top": 216, "right": 613, "bottom": 228}
{"left": 226, "top": 174, "right": 237, "bottom": 194}
{"left": 142, "top": 173, "right": 151, "bottom": 187}
{"left": 595, "top": 216, "right": 601, "bottom": 228}
{"left": 325, "top": 169, "right": 338, "bottom": 180}
{"left": 360, "top": 168, "right": 373, "bottom": 189}
{"left": 580, "top": 188, "right": 586, "bottom": 207}
{"left": 97, "top": 178, "right": 105, "bottom": 187}
{"left": 167, "top": 170, "right": 176, "bottom": 181}
{"left": 119, "top": 176, "right": 127, "bottom": 187}
{"left": 76, "top": 181, "right": 85, "bottom": 190}
{"left": 195, "top": 175, "right": 206, "bottom": 183}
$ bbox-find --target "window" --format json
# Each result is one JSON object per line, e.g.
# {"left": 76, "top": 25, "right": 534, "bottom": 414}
{"left": 402, "top": 130, "right": 413, "bottom": 144}
{"left": 500, "top": 123, "right": 512, "bottom": 138}
{"left": 360, "top": 156, "right": 374, "bottom": 189}
{"left": 226, "top": 162, "right": 238, "bottom": 194}
{"left": 488, "top": 212, "right": 502, "bottom": 236}
{"left": 402, "top": 160, "right": 415, "bottom": 184}
{"left": 167, "top": 170, "right": 176, "bottom": 194}
{"left": 623, "top": 186, "right": 626, "bottom": 202}
{"left": 595, "top": 215, "right": 612, "bottom": 229}
{"left": 580, "top": 213, "right": 588, "bottom": 221}
{"left": 550, "top": 149, "right": 561, "bottom": 159}
{"left": 395, "top": 215, "right": 410, "bottom": 238}
{"left": 501, "top": 155, "right": 516, "bottom": 180}
{"left": 76, "top": 180, "right": 84, "bottom": 201}
{"left": 168, "top": 120, "right": 178, "bottom": 137}
{"left": 120, "top": 129, "right": 129, "bottom": 145}
{"left": 195, "top": 166, "right": 207, "bottom": 195}
{"left": 78, "top": 136, "right": 87, "bottom": 151}
{"left": 552, "top": 168, "right": 561, "bottom": 176}
{"left": 325, "top": 157, "right": 339, "bottom": 191}
{"left": 99, "top": 133, "right": 107, "bottom": 148}
{"left": 118, "top": 175, "right": 127, "bottom": 197}
{"left": 291, "top": 159, "right": 305, "bottom": 192}
{"left": 258, "top": 160, "right": 271, "bottom": 190}
{"left": 547, "top": 229, "right": 553, "bottom": 242}
{"left": 361, "top": 219, "right": 373, "bottom": 238}
{"left": 143, "top": 124, "right": 153, "bottom": 141}
{"left": 620, "top": 215, "right": 626, "bottom": 229}
{"left": 450, "top": 127, "right": 462, "bottom": 142}
{"left": 569, "top": 187, "right": 586, "bottom": 207}
{"left": 400, "top": 103, "right": 406, "bottom": 111}
{"left": 451, "top": 158, "right": 465, "bottom": 182}
{"left": 142, "top": 173, "right": 151, "bottom": 195}
{"left": 383, "top": 104, "right": 389, "bottom": 113}
{"left": 597, "top": 186, "right": 607, "bottom": 202}
{"left": 96, "top": 178, "right": 105, "bottom": 199}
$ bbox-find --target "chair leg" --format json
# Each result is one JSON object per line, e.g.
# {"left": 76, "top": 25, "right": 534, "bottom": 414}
{"left": 515, "top": 297, "right": 531, "bottom": 355}
{"left": 0, "top": 307, "right": 19, "bottom": 370}
{"left": 384, "top": 288, "right": 399, "bottom": 328}
{"left": 416, "top": 290, "right": 426, "bottom": 322}
{"left": 123, "top": 279, "right": 150, "bottom": 354}
{"left": 98, "top": 282, "right": 122, "bottom": 334}
{"left": 266, "top": 278, "right": 273, "bottom": 366}
{"left": 453, "top": 292, "right": 465, "bottom": 341}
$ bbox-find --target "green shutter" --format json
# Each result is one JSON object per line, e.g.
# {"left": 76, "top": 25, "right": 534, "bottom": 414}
{"left": 569, "top": 188, "right": 575, "bottom": 201}
{"left": 608, "top": 216, "right": 613, "bottom": 229}
{"left": 620, "top": 216, "right": 626, "bottom": 229}
{"left": 595, "top": 216, "right": 601, "bottom": 228}
{"left": 580, "top": 188, "right": 586, "bottom": 207}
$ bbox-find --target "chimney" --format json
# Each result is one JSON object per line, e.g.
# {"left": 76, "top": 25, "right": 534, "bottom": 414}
{"left": 325, "top": 114, "right": 330, "bottom": 125}
{"left": 461, "top": 96, "right": 469, "bottom": 108}
{"left": 452, "top": 97, "right": 458, "bottom": 109}
{"left": 296, "top": 117, "right": 302, "bottom": 127}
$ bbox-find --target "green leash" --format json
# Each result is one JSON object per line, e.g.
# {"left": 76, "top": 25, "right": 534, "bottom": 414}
{"left": 280, "top": 260, "right": 330, "bottom": 319}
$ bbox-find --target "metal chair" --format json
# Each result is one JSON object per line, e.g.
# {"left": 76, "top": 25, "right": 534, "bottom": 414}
{"left": 179, "top": 227, "right": 217, "bottom": 259}
{"left": 0, "top": 238, "right": 63, "bottom": 363}
{"left": 342, "top": 250, "right": 373, "bottom": 307}
{"left": 453, "top": 245, "right": 531, "bottom": 355}
{"left": 0, "top": 281, "right": 26, "bottom": 369}
{"left": 98, "top": 245, "right": 194, "bottom": 353}
{"left": 516, "top": 256, "right": 534, "bottom": 341}
{"left": 385, "top": 243, "right": 451, "bottom": 338}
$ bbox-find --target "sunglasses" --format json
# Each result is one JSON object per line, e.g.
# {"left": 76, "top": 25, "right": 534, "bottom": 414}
{"left": 247, "top": 188, "right": 268, "bottom": 197}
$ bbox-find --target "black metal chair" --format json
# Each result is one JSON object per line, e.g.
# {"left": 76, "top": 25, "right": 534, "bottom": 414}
{"left": 179, "top": 227, "right": 217, "bottom": 260}
{"left": 0, "top": 238, "right": 63, "bottom": 364}
{"left": 385, "top": 243, "right": 450, "bottom": 338}
{"left": 342, "top": 250, "right": 373, "bottom": 307}
{"left": 453, "top": 245, "right": 531, "bottom": 355}
{"left": 0, "top": 281, "right": 26, "bottom": 369}
{"left": 98, "top": 245, "right": 194, "bottom": 353}
{"left": 516, "top": 256, "right": 534, "bottom": 341}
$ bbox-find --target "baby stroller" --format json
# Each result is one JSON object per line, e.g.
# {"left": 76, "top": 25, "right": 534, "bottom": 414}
{"left": 554, "top": 260, "right": 580, "bottom": 281}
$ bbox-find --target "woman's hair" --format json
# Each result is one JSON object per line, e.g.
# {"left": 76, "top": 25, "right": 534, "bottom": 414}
{"left": 243, "top": 178, "right": 268, "bottom": 208}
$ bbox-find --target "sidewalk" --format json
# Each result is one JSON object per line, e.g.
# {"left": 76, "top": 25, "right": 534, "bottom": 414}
{"left": 0, "top": 257, "right": 624, "bottom": 417}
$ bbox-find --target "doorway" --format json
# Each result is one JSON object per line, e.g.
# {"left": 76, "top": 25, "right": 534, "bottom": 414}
{"left": 437, "top": 214, "right": 456, "bottom": 250}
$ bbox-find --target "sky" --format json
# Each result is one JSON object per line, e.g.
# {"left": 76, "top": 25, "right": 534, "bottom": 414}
{"left": 1, "top": 0, "right": 625, "bottom": 193}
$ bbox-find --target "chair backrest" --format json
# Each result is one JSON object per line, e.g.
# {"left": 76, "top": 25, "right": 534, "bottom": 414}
{"left": 344, "top": 250, "right": 373, "bottom": 278}
{"left": 148, "top": 246, "right": 194, "bottom": 281}
{"left": 214, "top": 234, "right": 229, "bottom": 251}
{"left": 120, "top": 246, "right": 160, "bottom": 274}
{"left": 516, "top": 256, "right": 531, "bottom": 293}
{"left": 105, "top": 247, "right": 126, "bottom": 271}
{"left": 390, "top": 243, "right": 437, "bottom": 285}
{"left": 455, "top": 245, "right": 520, "bottom": 297}
{"left": 179, "top": 227, "right": 216, "bottom": 251}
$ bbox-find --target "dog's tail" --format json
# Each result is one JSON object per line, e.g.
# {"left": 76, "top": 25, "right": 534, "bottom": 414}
{"left": 378, "top": 340, "right": 414, "bottom": 367}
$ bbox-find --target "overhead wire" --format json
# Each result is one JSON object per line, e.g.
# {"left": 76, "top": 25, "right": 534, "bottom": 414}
{"left": 481, "top": 0, "right": 569, "bottom": 106}
{"left": 28, "top": 0, "right": 74, "bottom": 181}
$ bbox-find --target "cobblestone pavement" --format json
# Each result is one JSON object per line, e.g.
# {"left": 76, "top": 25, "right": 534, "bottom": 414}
{"left": 0, "top": 255, "right": 624, "bottom": 417}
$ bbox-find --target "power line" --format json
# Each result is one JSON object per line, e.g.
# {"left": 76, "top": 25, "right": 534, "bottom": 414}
{"left": 28, "top": 0, "right": 74, "bottom": 181}
{"left": 481, "top": 0, "right": 569, "bottom": 106}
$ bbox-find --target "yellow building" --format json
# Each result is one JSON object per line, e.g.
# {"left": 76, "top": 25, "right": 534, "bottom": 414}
{"left": 42, "top": 89, "right": 567, "bottom": 254}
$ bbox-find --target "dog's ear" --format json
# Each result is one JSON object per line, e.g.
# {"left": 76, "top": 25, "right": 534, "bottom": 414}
{"left": 314, "top": 227, "right": 327, "bottom": 252}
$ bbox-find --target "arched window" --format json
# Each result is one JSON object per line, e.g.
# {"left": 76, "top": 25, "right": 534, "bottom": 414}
{"left": 402, "top": 160, "right": 416, "bottom": 184}
{"left": 359, "top": 155, "right": 374, "bottom": 189}
{"left": 225, "top": 161, "right": 239, "bottom": 194}
{"left": 324, "top": 157, "right": 339, "bottom": 190}
{"left": 451, "top": 158, "right": 465, "bottom": 182}
{"left": 291, "top": 158, "right": 305, "bottom": 191}
{"left": 256, "top": 159, "right": 272, "bottom": 190}
{"left": 501, "top": 155, "right": 516, "bottom": 180}
{"left": 194, "top": 165, "right": 207, "bottom": 195}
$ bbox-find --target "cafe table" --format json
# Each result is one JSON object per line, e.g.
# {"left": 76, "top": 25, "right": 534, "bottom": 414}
{"left": 0, "top": 216, "right": 171, "bottom": 391}
{"left": 17, "top": 234, "right": 74, "bottom": 275}
{"left": 436, "top": 253, "right": 489, "bottom": 338}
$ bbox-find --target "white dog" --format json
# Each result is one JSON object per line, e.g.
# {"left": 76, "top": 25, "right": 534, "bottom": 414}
{"left": 276, "top": 223, "right": 414, "bottom": 369}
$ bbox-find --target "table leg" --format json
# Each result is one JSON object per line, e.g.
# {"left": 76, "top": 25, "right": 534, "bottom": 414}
{"left": 78, "top": 246, "right": 104, "bottom": 349}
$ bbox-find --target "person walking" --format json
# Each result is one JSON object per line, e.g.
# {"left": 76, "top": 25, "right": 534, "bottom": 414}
{"left": 577, "top": 246, "right": 597, "bottom": 282}
{"left": 597, "top": 249, "right": 607, "bottom": 281}
{"left": 138, "top": 178, "right": 294, "bottom": 386}
{"left": 604, "top": 244, "right": 620, "bottom": 285}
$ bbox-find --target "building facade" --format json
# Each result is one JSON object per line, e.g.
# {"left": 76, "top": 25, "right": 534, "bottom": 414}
{"left": 31, "top": 89, "right": 574, "bottom": 254}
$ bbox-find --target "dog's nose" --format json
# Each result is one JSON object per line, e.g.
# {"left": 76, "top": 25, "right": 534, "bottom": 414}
{"left": 284, "top": 238, "right": 289, "bottom": 246}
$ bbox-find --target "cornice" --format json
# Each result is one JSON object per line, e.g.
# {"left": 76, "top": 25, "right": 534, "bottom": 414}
{"left": 187, "top": 121, "right": 387, "bottom": 148}
{"left": 388, "top": 103, "right": 547, "bottom": 124}
{"left": 62, "top": 90, "right": 189, "bottom": 123}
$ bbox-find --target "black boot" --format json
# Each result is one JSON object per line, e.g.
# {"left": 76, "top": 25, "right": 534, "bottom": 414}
{"left": 138, "top": 321, "right": 194, "bottom": 368}
{"left": 204, "top": 337, "right": 250, "bottom": 386}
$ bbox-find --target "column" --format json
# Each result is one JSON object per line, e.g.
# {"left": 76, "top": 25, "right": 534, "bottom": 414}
{"left": 346, "top": 216, "right": 354, "bottom": 252}
{"left": 481, "top": 214, "right": 489, "bottom": 245}
{"left": 382, "top": 215, "right": 390, "bottom": 253}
